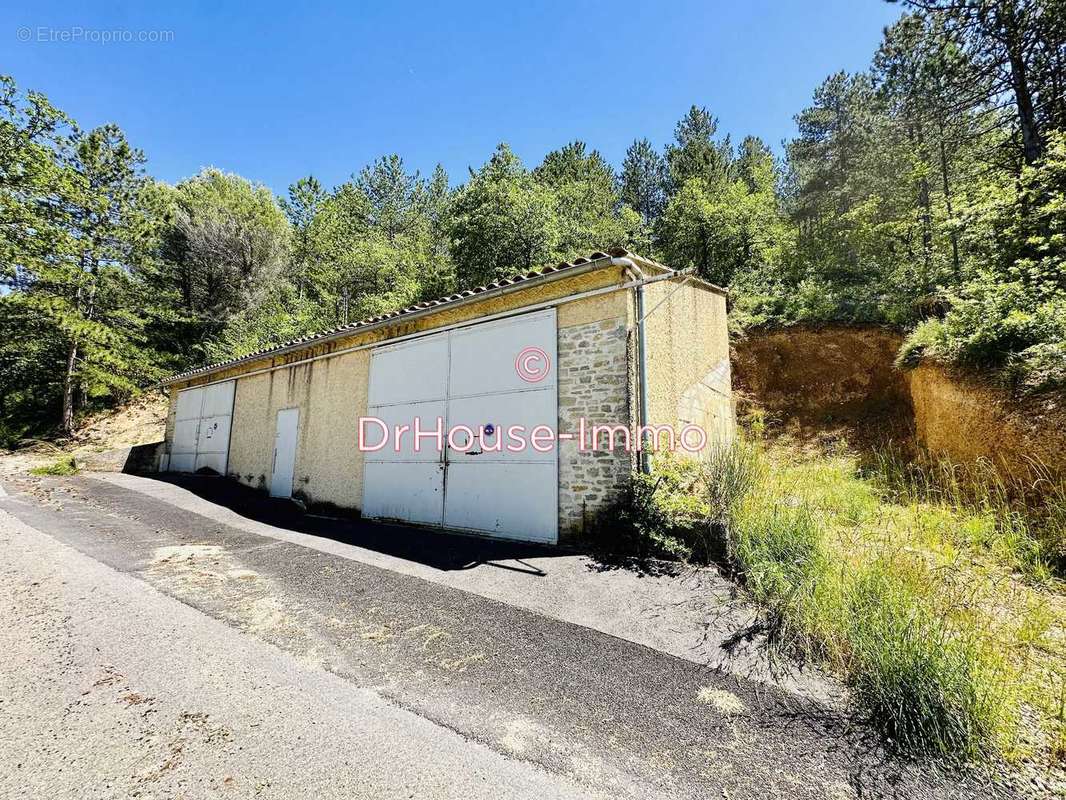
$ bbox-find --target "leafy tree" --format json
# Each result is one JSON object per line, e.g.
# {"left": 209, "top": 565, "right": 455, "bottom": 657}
{"left": 658, "top": 150, "right": 788, "bottom": 289}
{"left": 212, "top": 155, "right": 457, "bottom": 358}
{"left": 533, "top": 141, "right": 616, "bottom": 187}
{"left": 784, "top": 72, "right": 924, "bottom": 321}
{"left": 450, "top": 144, "right": 559, "bottom": 287}
{"left": 316, "top": 156, "right": 452, "bottom": 323}
{"left": 421, "top": 164, "right": 457, "bottom": 299}
{"left": 0, "top": 78, "right": 75, "bottom": 439}
{"left": 735, "top": 136, "right": 777, "bottom": 195}
{"left": 874, "top": 12, "right": 982, "bottom": 282}
{"left": 156, "top": 168, "right": 291, "bottom": 360}
{"left": 901, "top": 132, "right": 1066, "bottom": 391}
{"left": 0, "top": 77, "right": 72, "bottom": 287}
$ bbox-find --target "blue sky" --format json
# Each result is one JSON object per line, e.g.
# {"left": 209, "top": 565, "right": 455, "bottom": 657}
{"left": 6, "top": 1, "right": 903, "bottom": 195}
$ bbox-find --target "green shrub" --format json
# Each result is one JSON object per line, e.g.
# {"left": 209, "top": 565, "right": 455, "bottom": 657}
{"left": 30, "top": 456, "right": 79, "bottom": 476}
{"left": 1006, "top": 340, "right": 1066, "bottom": 394}
{"left": 607, "top": 443, "right": 761, "bottom": 562}
{"left": 729, "top": 501, "right": 835, "bottom": 653}
{"left": 614, "top": 452, "right": 711, "bottom": 561}
{"left": 896, "top": 318, "right": 949, "bottom": 369}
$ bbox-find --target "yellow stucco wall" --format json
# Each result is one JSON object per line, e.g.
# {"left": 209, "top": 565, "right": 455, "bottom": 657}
{"left": 162, "top": 264, "right": 732, "bottom": 516}
{"left": 225, "top": 349, "right": 370, "bottom": 507}
{"left": 167, "top": 264, "right": 634, "bottom": 512}
{"left": 642, "top": 279, "right": 734, "bottom": 452}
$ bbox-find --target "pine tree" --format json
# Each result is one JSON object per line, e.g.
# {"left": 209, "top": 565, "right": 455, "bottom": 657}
{"left": 3, "top": 109, "right": 160, "bottom": 432}
{"left": 900, "top": 0, "right": 1066, "bottom": 167}
{"left": 282, "top": 175, "right": 327, "bottom": 300}
{"left": 665, "top": 106, "right": 734, "bottom": 193}
{"left": 620, "top": 138, "right": 668, "bottom": 226}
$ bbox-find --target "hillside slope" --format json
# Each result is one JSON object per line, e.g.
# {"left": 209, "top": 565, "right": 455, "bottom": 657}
{"left": 0, "top": 393, "right": 168, "bottom": 475}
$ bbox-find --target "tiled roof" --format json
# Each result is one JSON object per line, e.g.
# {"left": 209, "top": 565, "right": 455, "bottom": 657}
{"left": 161, "top": 248, "right": 645, "bottom": 385}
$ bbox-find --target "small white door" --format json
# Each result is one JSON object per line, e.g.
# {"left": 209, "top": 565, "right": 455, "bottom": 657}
{"left": 270, "top": 408, "right": 299, "bottom": 499}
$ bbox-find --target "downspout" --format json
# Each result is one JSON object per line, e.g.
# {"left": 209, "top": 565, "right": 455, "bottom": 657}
{"left": 611, "top": 256, "right": 651, "bottom": 474}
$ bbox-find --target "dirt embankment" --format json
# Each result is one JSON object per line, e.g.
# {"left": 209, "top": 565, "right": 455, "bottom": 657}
{"left": 1, "top": 393, "right": 168, "bottom": 475}
{"left": 732, "top": 325, "right": 1066, "bottom": 481}
{"left": 731, "top": 326, "right": 913, "bottom": 444}
{"left": 70, "top": 393, "right": 168, "bottom": 451}
{"left": 910, "top": 364, "right": 1066, "bottom": 481}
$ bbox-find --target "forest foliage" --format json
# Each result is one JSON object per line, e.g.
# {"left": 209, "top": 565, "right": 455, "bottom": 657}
{"left": 1, "top": 0, "right": 1064, "bottom": 443}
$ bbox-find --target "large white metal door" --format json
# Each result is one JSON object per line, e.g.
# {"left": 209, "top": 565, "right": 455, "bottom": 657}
{"left": 270, "top": 408, "right": 299, "bottom": 498}
{"left": 361, "top": 335, "right": 448, "bottom": 526}
{"left": 361, "top": 309, "right": 559, "bottom": 543}
{"left": 443, "top": 311, "right": 558, "bottom": 542}
{"left": 171, "top": 380, "right": 235, "bottom": 474}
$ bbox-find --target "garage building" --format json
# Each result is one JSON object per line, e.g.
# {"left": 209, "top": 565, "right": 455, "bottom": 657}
{"left": 158, "top": 249, "right": 734, "bottom": 545}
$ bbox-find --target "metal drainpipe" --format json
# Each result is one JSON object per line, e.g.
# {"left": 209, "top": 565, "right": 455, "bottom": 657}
{"left": 611, "top": 256, "right": 651, "bottom": 474}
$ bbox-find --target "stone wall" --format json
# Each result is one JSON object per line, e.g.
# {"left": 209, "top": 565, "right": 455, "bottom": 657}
{"left": 556, "top": 317, "right": 634, "bottom": 541}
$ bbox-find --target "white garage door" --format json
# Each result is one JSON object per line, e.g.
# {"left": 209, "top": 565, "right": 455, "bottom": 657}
{"left": 171, "top": 381, "right": 236, "bottom": 474}
{"left": 362, "top": 309, "right": 558, "bottom": 543}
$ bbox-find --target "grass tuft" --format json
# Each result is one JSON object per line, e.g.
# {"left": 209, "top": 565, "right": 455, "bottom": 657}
{"left": 845, "top": 556, "right": 1011, "bottom": 760}
{"left": 29, "top": 456, "right": 79, "bottom": 476}
{"left": 612, "top": 437, "right": 1064, "bottom": 766}
{"left": 866, "top": 444, "right": 1062, "bottom": 579}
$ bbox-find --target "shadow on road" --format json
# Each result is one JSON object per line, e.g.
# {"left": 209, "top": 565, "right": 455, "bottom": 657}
{"left": 145, "top": 472, "right": 566, "bottom": 574}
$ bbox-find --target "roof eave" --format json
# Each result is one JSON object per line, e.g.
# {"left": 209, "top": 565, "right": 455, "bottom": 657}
{"left": 160, "top": 253, "right": 624, "bottom": 387}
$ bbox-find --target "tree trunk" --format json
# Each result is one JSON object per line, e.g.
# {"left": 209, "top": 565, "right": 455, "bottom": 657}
{"left": 937, "top": 128, "right": 961, "bottom": 283}
{"left": 61, "top": 340, "right": 78, "bottom": 434}
{"left": 913, "top": 122, "right": 934, "bottom": 290}
{"left": 1001, "top": 5, "right": 1042, "bottom": 165}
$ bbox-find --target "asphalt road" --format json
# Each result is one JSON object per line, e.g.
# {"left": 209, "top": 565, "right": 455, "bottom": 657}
{"left": 0, "top": 472, "right": 1017, "bottom": 799}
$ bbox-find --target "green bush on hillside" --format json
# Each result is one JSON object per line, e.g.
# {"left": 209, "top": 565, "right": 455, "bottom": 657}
{"left": 899, "top": 131, "right": 1066, "bottom": 394}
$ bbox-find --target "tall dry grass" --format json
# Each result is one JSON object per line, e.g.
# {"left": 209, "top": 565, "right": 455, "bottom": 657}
{"left": 867, "top": 444, "right": 1064, "bottom": 580}
{"left": 701, "top": 438, "right": 1065, "bottom": 764}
